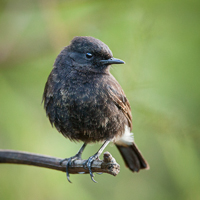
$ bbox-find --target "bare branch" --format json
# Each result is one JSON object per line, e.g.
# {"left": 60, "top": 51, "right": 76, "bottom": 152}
{"left": 0, "top": 150, "right": 120, "bottom": 176}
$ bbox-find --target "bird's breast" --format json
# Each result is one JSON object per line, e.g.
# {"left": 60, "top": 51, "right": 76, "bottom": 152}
{"left": 50, "top": 72, "right": 127, "bottom": 142}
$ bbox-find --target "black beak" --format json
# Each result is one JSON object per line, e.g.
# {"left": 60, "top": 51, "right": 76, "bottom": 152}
{"left": 100, "top": 57, "right": 125, "bottom": 65}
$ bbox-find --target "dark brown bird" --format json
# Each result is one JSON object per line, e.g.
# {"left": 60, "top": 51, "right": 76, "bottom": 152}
{"left": 43, "top": 36, "right": 149, "bottom": 182}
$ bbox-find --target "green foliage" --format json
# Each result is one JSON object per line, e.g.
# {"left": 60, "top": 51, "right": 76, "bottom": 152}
{"left": 0, "top": 0, "right": 200, "bottom": 199}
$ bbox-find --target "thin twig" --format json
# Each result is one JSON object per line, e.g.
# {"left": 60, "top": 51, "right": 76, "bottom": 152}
{"left": 0, "top": 150, "right": 120, "bottom": 176}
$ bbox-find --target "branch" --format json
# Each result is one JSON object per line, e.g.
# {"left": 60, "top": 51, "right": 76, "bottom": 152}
{"left": 0, "top": 150, "right": 120, "bottom": 176}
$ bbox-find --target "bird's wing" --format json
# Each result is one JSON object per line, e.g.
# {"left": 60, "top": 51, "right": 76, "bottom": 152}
{"left": 107, "top": 85, "right": 132, "bottom": 130}
{"left": 42, "top": 72, "right": 57, "bottom": 126}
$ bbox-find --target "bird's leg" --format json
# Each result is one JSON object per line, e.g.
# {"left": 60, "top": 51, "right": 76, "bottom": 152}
{"left": 60, "top": 143, "right": 87, "bottom": 183}
{"left": 84, "top": 140, "right": 110, "bottom": 183}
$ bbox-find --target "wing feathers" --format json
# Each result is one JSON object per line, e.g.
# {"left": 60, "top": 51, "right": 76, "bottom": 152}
{"left": 107, "top": 86, "right": 132, "bottom": 129}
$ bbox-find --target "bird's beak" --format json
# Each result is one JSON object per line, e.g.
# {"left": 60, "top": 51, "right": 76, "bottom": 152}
{"left": 100, "top": 57, "right": 125, "bottom": 65}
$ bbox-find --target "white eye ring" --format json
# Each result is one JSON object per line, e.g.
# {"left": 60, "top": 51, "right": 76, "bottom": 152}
{"left": 86, "top": 53, "right": 93, "bottom": 59}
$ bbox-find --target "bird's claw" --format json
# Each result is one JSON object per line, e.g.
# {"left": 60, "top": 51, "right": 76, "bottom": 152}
{"left": 84, "top": 154, "right": 99, "bottom": 183}
{"left": 60, "top": 155, "right": 81, "bottom": 183}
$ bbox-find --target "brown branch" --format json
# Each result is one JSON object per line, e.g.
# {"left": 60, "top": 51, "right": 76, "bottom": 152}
{"left": 0, "top": 150, "right": 120, "bottom": 176}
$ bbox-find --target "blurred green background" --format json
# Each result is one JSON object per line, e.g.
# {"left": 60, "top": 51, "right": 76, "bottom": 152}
{"left": 0, "top": 0, "right": 200, "bottom": 199}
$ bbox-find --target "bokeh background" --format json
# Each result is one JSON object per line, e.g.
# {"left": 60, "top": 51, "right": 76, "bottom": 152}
{"left": 0, "top": 0, "right": 200, "bottom": 199}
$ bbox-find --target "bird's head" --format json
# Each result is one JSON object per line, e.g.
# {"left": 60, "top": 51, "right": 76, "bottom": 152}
{"left": 54, "top": 36, "right": 125, "bottom": 74}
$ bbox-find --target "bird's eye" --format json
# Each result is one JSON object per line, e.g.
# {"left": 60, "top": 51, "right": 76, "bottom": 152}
{"left": 86, "top": 53, "right": 93, "bottom": 59}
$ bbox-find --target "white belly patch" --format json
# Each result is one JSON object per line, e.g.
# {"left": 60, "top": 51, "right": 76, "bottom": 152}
{"left": 115, "top": 125, "right": 134, "bottom": 146}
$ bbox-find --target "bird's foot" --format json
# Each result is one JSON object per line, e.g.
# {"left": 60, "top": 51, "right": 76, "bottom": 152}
{"left": 84, "top": 153, "right": 99, "bottom": 183}
{"left": 60, "top": 154, "right": 81, "bottom": 183}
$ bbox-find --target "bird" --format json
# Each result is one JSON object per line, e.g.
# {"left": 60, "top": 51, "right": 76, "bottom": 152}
{"left": 43, "top": 36, "right": 149, "bottom": 182}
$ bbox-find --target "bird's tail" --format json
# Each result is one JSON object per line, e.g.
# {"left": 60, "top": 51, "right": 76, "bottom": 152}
{"left": 115, "top": 142, "right": 149, "bottom": 172}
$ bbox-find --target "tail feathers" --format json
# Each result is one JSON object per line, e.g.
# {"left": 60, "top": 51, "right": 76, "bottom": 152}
{"left": 116, "top": 142, "right": 149, "bottom": 172}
